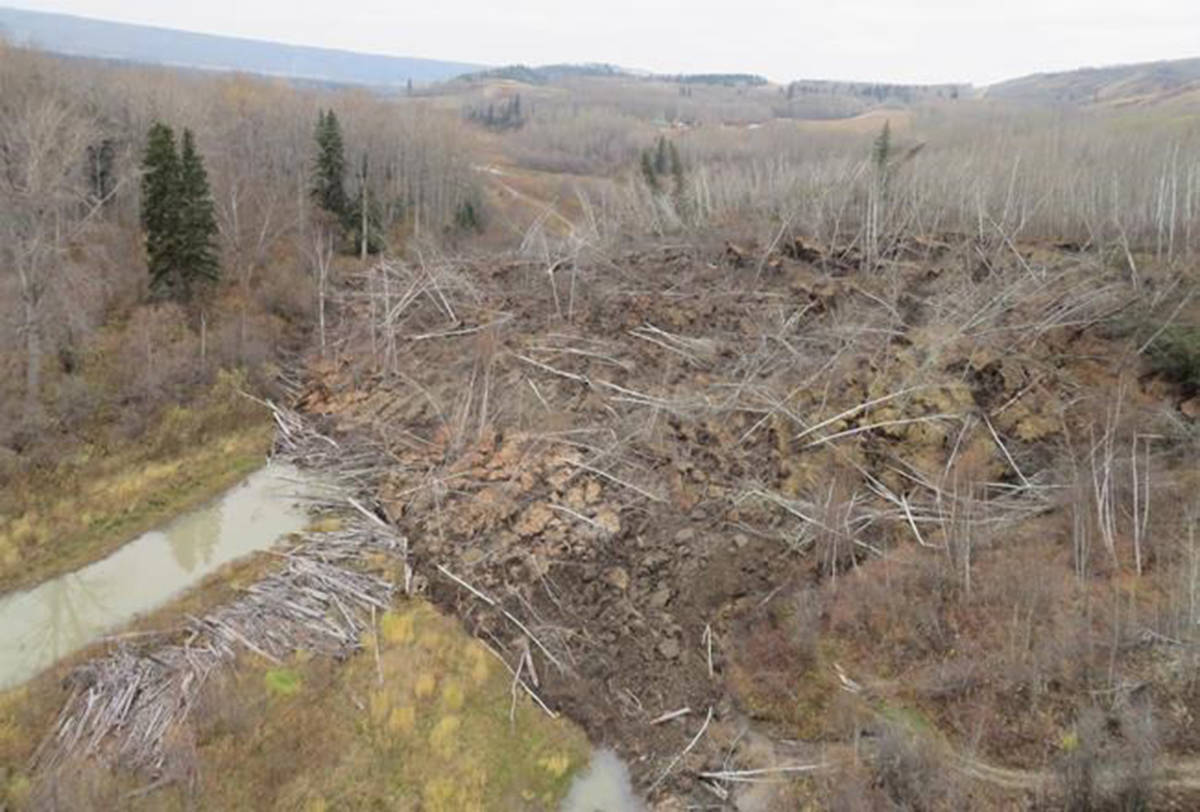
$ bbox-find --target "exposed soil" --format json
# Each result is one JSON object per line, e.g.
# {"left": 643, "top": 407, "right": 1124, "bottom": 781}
{"left": 298, "top": 234, "right": 1199, "bottom": 807}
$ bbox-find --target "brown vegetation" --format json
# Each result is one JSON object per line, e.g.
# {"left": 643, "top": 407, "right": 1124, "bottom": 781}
{"left": 298, "top": 221, "right": 1197, "bottom": 808}
{"left": 0, "top": 45, "right": 485, "bottom": 590}
{"left": 4, "top": 36, "right": 1200, "bottom": 811}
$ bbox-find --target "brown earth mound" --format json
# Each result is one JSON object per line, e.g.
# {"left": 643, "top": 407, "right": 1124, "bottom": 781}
{"left": 299, "top": 235, "right": 1199, "bottom": 808}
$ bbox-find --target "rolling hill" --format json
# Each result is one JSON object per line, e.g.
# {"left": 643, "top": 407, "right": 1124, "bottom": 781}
{"left": 986, "top": 56, "right": 1200, "bottom": 107}
{"left": 0, "top": 5, "right": 485, "bottom": 86}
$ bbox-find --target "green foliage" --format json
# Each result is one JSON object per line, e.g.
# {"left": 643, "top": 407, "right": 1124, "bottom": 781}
{"left": 459, "top": 64, "right": 547, "bottom": 85}
{"left": 264, "top": 668, "right": 303, "bottom": 697}
{"left": 669, "top": 140, "right": 685, "bottom": 198}
{"left": 1146, "top": 325, "right": 1200, "bottom": 395}
{"left": 140, "top": 122, "right": 181, "bottom": 294}
{"left": 311, "top": 109, "right": 349, "bottom": 227}
{"left": 654, "top": 136, "right": 669, "bottom": 175}
{"left": 640, "top": 150, "right": 659, "bottom": 192}
{"left": 465, "top": 93, "right": 525, "bottom": 131}
{"left": 873, "top": 120, "right": 892, "bottom": 172}
{"left": 1, "top": 773, "right": 31, "bottom": 808}
{"left": 453, "top": 198, "right": 484, "bottom": 233}
{"left": 670, "top": 73, "right": 768, "bottom": 87}
{"left": 177, "top": 129, "right": 219, "bottom": 289}
{"left": 140, "top": 124, "right": 219, "bottom": 301}
{"left": 86, "top": 138, "right": 116, "bottom": 204}
{"left": 640, "top": 137, "right": 686, "bottom": 201}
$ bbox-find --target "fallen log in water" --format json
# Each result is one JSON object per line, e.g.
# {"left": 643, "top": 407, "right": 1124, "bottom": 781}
{"left": 32, "top": 402, "right": 408, "bottom": 780}
{"left": 32, "top": 522, "right": 403, "bottom": 776}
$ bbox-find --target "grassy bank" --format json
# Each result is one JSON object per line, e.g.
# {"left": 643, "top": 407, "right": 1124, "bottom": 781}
{"left": 0, "top": 563, "right": 589, "bottom": 810}
{"left": 0, "top": 371, "right": 274, "bottom": 595}
{"left": 0, "top": 546, "right": 288, "bottom": 805}
{"left": 182, "top": 601, "right": 590, "bottom": 810}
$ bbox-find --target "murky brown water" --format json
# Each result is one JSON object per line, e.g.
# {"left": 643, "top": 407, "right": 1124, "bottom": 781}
{"left": 0, "top": 463, "right": 310, "bottom": 690}
{"left": 1, "top": 463, "right": 646, "bottom": 809}
{"left": 562, "top": 749, "right": 645, "bottom": 812}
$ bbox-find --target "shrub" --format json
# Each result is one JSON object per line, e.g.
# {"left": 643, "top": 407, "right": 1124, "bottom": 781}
{"left": 264, "top": 668, "right": 303, "bottom": 697}
{"left": 1146, "top": 325, "right": 1200, "bottom": 395}
{"left": 1055, "top": 703, "right": 1160, "bottom": 811}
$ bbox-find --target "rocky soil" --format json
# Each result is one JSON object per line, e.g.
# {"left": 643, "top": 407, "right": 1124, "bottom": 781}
{"left": 299, "top": 234, "right": 1199, "bottom": 808}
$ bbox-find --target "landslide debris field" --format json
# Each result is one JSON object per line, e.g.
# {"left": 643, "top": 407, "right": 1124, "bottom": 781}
{"left": 300, "top": 233, "right": 1200, "bottom": 808}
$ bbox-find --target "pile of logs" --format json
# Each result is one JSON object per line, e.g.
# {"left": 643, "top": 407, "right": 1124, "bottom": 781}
{"left": 32, "top": 403, "right": 407, "bottom": 778}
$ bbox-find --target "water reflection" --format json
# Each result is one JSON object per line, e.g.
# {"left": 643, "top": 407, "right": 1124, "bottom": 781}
{"left": 0, "top": 464, "right": 309, "bottom": 690}
{"left": 562, "top": 749, "right": 645, "bottom": 812}
{"left": 18, "top": 570, "right": 117, "bottom": 676}
{"left": 167, "top": 493, "right": 224, "bottom": 573}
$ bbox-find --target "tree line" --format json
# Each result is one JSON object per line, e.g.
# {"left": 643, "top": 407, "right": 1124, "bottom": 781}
{"left": 0, "top": 44, "right": 480, "bottom": 448}
{"left": 138, "top": 106, "right": 394, "bottom": 307}
{"left": 465, "top": 94, "right": 526, "bottom": 131}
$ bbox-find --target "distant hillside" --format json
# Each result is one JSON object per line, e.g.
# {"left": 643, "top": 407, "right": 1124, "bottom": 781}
{"left": 0, "top": 6, "right": 485, "bottom": 86}
{"left": 457, "top": 65, "right": 773, "bottom": 89}
{"left": 786, "top": 79, "right": 972, "bottom": 103}
{"left": 454, "top": 63, "right": 630, "bottom": 85}
{"left": 668, "top": 73, "right": 768, "bottom": 87}
{"left": 987, "top": 57, "right": 1200, "bottom": 106}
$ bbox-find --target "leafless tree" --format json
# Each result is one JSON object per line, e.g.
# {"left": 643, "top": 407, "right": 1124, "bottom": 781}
{"left": 0, "top": 52, "right": 103, "bottom": 420}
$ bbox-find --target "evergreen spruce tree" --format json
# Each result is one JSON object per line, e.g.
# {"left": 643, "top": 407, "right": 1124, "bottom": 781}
{"left": 141, "top": 122, "right": 181, "bottom": 294}
{"left": 641, "top": 150, "right": 659, "bottom": 192}
{"left": 311, "top": 110, "right": 349, "bottom": 228}
{"left": 654, "top": 136, "right": 669, "bottom": 175}
{"left": 454, "top": 198, "right": 483, "bottom": 233}
{"left": 140, "top": 124, "right": 219, "bottom": 301}
{"left": 669, "top": 141, "right": 686, "bottom": 206}
{"left": 87, "top": 138, "right": 116, "bottom": 205}
{"left": 177, "top": 129, "right": 219, "bottom": 296}
{"left": 669, "top": 142, "right": 684, "bottom": 190}
{"left": 872, "top": 121, "right": 892, "bottom": 173}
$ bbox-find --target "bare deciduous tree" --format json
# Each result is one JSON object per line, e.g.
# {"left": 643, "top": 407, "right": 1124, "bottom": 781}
{"left": 0, "top": 53, "right": 101, "bottom": 419}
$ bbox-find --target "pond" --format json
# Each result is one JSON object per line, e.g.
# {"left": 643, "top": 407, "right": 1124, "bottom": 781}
{"left": 0, "top": 463, "right": 309, "bottom": 690}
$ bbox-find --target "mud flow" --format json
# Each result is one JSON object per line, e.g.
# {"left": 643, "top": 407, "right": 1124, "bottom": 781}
{"left": 299, "top": 240, "right": 1200, "bottom": 806}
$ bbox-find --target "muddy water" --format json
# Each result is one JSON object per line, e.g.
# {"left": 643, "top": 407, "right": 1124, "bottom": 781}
{"left": 562, "top": 749, "right": 645, "bottom": 812}
{"left": 0, "top": 463, "right": 309, "bottom": 690}
{"left": 2, "top": 462, "right": 644, "bottom": 808}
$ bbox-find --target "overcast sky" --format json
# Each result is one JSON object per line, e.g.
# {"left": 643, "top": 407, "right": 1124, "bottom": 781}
{"left": 5, "top": 0, "right": 1200, "bottom": 85}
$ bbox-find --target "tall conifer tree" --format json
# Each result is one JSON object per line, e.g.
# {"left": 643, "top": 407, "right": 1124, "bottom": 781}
{"left": 654, "top": 136, "right": 669, "bottom": 175}
{"left": 669, "top": 141, "right": 685, "bottom": 196}
{"left": 312, "top": 109, "right": 349, "bottom": 228}
{"left": 87, "top": 138, "right": 116, "bottom": 205}
{"left": 141, "top": 122, "right": 181, "bottom": 293}
{"left": 641, "top": 150, "right": 659, "bottom": 192}
{"left": 177, "top": 129, "right": 219, "bottom": 296}
{"left": 140, "top": 124, "right": 219, "bottom": 301}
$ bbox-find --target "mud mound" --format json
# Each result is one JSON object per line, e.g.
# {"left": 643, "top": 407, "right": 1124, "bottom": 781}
{"left": 300, "top": 236, "right": 1196, "bottom": 805}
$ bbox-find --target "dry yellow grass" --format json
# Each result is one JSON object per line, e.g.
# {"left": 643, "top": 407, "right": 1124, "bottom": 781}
{"left": 207, "top": 601, "right": 587, "bottom": 810}
{"left": 0, "top": 383, "right": 273, "bottom": 594}
{"left": 0, "top": 600, "right": 589, "bottom": 810}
